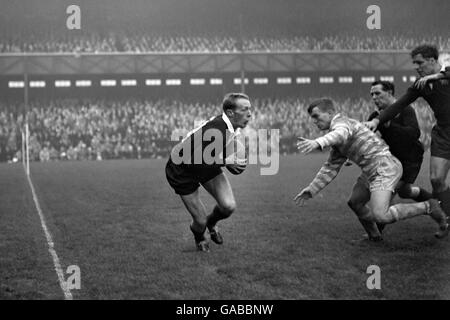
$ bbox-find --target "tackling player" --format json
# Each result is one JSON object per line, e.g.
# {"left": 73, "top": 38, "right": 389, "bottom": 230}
{"left": 365, "top": 45, "right": 450, "bottom": 217}
{"left": 166, "top": 93, "right": 251, "bottom": 251}
{"left": 367, "top": 80, "right": 432, "bottom": 201}
{"left": 295, "top": 98, "right": 448, "bottom": 240}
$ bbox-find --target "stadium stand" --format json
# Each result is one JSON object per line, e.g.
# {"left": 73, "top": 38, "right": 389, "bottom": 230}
{"left": 1, "top": 0, "right": 449, "bottom": 53}
{"left": 0, "top": 97, "right": 434, "bottom": 162}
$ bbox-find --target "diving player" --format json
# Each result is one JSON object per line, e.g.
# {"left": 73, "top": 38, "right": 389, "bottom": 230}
{"left": 295, "top": 98, "right": 448, "bottom": 240}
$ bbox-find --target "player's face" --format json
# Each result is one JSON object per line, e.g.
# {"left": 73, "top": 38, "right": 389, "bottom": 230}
{"left": 309, "top": 107, "right": 332, "bottom": 130}
{"left": 412, "top": 54, "right": 437, "bottom": 77}
{"left": 229, "top": 98, "right": 252, "bottom": 129}
{"left": 370, "top": 84, "right": 391, "bottom": 110}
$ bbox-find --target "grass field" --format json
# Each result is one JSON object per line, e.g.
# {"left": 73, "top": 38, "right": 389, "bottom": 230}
{"left": 0, "top": 154, "right": 449, "bottom": 300}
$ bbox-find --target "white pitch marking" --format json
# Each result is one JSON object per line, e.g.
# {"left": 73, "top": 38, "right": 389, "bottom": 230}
{"left": 25, "top": 171, "right": 73, "bottom": 300}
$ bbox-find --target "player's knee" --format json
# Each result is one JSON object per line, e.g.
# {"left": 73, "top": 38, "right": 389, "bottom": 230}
{"left": 220, "top": 201, "right": 236, "bottom": 217}
{"left": 371, "top": 213, "right": 391, "bottom": 224}
{"left": 397, "top": 184, "right": 412, "bottom": 198}
{"left": 372, "top": 207, "right": 397, "bottom": 224}
{"left": 347, "top": 199, "right": 363, "bottom": 212}
{"left": 347, "top": 199, "right": 355, "bottom": 210}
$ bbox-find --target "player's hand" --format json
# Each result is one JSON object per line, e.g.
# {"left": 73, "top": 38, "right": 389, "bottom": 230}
{"left": 414, "top": 74, "right": 440, "bottom": 90}
{"left": 293, "top": 188, "right": 313, "bottom": 206}
{"left": 363, "top": 119, "right": 379, "bottom": 132}
{"left": 297, "top": 137, "right": 320, "bottom": 154}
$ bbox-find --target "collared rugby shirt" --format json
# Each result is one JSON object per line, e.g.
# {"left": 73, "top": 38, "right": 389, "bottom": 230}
{"left": 308, "top": 114, "right": 392, "bottom": 196}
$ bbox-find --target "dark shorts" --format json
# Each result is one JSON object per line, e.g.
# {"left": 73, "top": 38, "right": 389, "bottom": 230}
{"left": 400, "top": 161, "right": 422, "bottom": 184}
{"left": 165, "top": 158, "right": 223, "bottom": 196}
{"left": 431, "top": 125, "right": 450, "bottom": 160}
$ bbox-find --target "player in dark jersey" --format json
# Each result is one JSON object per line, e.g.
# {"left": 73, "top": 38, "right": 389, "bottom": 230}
{"left": 366, "top": 45, "right": 450, "bottom": 218}
{"left": 351, "top": 80, "right": 433, "bottom": 238}
{"left": 166, "top": 93, "right": 251, "bottom": 251}
{"left": 368, "top": 80, "right": 432, "bottom": 201}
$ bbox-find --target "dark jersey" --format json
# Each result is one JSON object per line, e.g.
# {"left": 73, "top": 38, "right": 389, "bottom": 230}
{"left": 369, "top": 106, "right": 423, "bottom": 163}
{"left": 378, "top": 67, "right": 450, "bottom": 128}
{"left": 170, "top": 114, "right": 237, "bottom": 174}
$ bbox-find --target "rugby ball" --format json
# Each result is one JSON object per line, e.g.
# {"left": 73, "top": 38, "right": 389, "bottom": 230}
{"left": 225, "top": 138, "right": 247, "bottom": 175}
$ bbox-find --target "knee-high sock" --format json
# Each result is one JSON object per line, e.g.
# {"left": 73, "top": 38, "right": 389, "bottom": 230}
{"left": 434, "top": 188, "right": 450, "bottom": 217}
{"left": 206, "top": 205, "right": 225, "bottom": 228}
{"left": 190, "top": 224, "right": 206, "bottom": 242}
{"left": 383, "top": 202, "right": 428, "bottom": 223}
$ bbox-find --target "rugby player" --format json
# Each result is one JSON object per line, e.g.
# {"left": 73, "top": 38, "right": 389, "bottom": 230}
{"left": 294, "top": 98, "right": 448, "bottom": 240}
{"left": 166, "top": 93, "right": 251, "bottom": 252}
{"left": 365, "top": 45, "right": 450, "bottom": 217}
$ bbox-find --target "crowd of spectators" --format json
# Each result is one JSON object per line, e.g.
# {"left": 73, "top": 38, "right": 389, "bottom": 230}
{"left": 2, "top": 32, "right": 450, "bottom": 53}
{"left": 0, "top": 97, "right": 434, "bottom": 162}
{"left": 0, "top": 29, "right": 450, "bottom": 53}
{"left": 2, "top": 0, "right": 449, "bottom": 53}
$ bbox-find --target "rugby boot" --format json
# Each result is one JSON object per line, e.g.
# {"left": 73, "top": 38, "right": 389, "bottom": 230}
{"left": 428, "top": 199, "right": 449, "bottom": 239}
{"left": 190, "top": 225, "right": 210, "bottom": 252}
{"left": 207, "top": 225, "right": 223, "bottom": 245}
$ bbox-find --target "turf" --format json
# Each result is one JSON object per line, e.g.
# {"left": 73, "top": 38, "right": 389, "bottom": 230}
{"left": 0, "top": 154, "right": 449, "bottom": 299}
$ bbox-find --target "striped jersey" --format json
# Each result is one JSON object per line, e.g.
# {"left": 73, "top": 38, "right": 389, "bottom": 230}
{"left": 308, "top": 113, "right": 393, "bottom": 196}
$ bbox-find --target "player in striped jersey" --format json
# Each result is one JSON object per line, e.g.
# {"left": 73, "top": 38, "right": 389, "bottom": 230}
{"left": 294, "top": 98, "right": 448, "bottom": 240}
{"left": 166, "top": 93, "right": 251, "bottom": 251}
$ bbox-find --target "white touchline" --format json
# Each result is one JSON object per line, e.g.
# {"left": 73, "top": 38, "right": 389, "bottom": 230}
{"left": 25, "top": 172, "right": 73, "bottom": 300}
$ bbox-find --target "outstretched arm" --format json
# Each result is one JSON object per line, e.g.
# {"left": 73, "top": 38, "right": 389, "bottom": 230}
{"left": 385, "top": 106, "right": 421, "bottom": 141}
{"left": 414, "top": 67, "right": 450, "bottom": 89}
{"left": 307, "top": 149, "right": 347, "bottom": 196}
{"left": 294, "top": 149, "right": 347, "bottom": 205}
{"left": 311, "top": 122, "right": 352, "bottom": 150}
{"left": 297, "top": 119, "right": 352, "bottom": 154}
{"left": 377, "top": 88, "right": 420, "bottom": 125}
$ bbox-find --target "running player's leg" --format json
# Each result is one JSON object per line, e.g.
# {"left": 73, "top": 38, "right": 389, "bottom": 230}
{"left": 369, "top": 155, "right": 447, "bottom": 238}
{"left": 369, "top": 189, "right": 448, "bottom": 238}
{"left": 180, "top": 190, "right": 208, "bottom": 233}
{"left": 202, "top": 173, "right": 236, "bottom": 243}
{"left": 180, "top": 190, "right": 210, "bottom": 251}
{"left": 347, "top": 175, "right": 382, "bottom": 239}
{"left": 166, "top": 159, "right": 210, "bottom": 250}
{"left": 429, "top": 125, "right": 450, "bottom": 216}
{"left": 370, "top": 189, "right": 422, "bottom": 224}
{"left": 430, "top": 156, "right": 450, "bottom": 216}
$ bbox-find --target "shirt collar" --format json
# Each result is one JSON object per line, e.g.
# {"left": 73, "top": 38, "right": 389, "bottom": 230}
{"left": 331, "top": 113, "right": 342, "bottom": 125}
{"left": 222, "top": 112, "right": 235, "bottom": 134}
